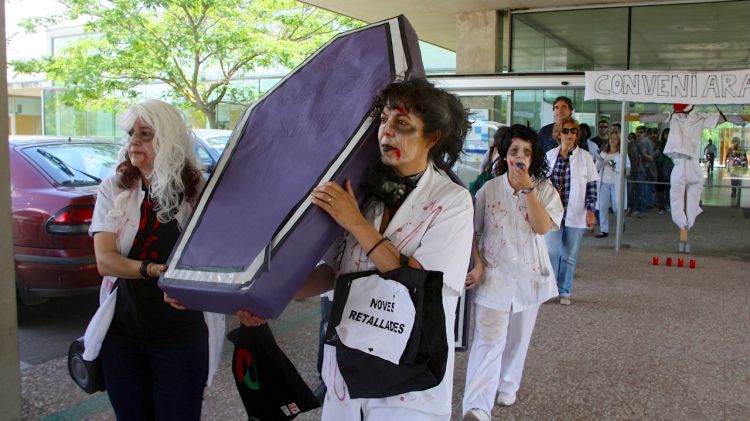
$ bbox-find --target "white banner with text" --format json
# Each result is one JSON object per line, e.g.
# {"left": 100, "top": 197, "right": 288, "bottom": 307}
{"left": 584, "top": 70, "right": 750, "bottom": 104}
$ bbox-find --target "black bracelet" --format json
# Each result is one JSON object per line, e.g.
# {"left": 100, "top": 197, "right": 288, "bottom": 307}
{"left": 366, "top": 237, "right": 388, "bottom": 257}
{"left": 139, "top": 260, "right": 151, "bottom": 279}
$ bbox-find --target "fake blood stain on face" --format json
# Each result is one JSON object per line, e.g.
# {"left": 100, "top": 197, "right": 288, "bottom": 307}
{"left": 395, "top": 149, "right": 401, "bottom": 159}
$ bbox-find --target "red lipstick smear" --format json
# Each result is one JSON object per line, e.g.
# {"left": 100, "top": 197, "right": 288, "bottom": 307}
{"left": 395, "top": 149, "right": 401, "bottom": 159}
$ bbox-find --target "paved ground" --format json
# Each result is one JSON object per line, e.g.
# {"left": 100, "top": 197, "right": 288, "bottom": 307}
{"left": 19, "top": 203, "right": 750, "bottom": 420}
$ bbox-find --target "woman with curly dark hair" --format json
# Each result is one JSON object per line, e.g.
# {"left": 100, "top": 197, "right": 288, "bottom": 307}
{"left": 86, "top": 100, "right": 224, "bottom": 420}
{"left": 462, "top": 124, "right": 563, "bottom": 421}
{"left": 239, "top": 78, "right": 474, "bottom": 419}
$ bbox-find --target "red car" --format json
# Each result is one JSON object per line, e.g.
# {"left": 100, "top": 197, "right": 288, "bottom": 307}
{"left": 9, "top": 136, "right": 121, "bottom": 306}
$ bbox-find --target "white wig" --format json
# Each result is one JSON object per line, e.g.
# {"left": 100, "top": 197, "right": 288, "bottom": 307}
{"left": 117, "top": 99, "right": 199, "bottom": 223}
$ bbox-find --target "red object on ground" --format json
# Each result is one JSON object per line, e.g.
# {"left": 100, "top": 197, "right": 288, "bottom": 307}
{"left": 652, "top": 256, "right": 659, "bottom": 265}
{"left": 666, "top": 257, "right": 673, "bottom": 267}
{"left": 678, "top": 257, "right": 685, "bottom": 267}
{"left": 689, "top": 259, "right": 696, "bottom": 269}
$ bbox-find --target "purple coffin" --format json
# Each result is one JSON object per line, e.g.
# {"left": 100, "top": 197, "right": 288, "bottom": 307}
{"left": 159, "top": 16, "right": 425, "bottom": 318}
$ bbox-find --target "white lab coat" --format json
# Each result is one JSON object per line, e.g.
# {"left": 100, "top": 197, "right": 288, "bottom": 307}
{"left": 641, "top": 111, "right": 728, "bottom": 229}
{"left": 462, "top": 173, "right": 562, "bottom": 416}
{"left": 472, "top": 174, "right": 563, "bottom": 313}
{"left": 595, "top": 150, "right": 631, "bottom": 212}
{"left": 320, "top": 163, "right": 474, "bottom": 419}
{"left": 546, "top": 147, "right": 600, "bottom": 229}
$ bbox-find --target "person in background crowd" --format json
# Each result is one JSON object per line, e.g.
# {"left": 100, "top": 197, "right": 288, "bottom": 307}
{"left": 463, "top": 124, "right": 562, "bottom": 421}
{"left": 626, "top": 131, "right": 643, "bottom": 218}
{"left": 610, "top": 122, "right": 621, "bottom": 137}
{"left": 545, "top": 117, "right": 598, "bottom": 306}
{"left": 595, "top": 131, "right": 630, "bottom": 238}
{"left": 727, "top": 139, "right": 745, "bottom": 199}
{"left": 479, "top": 129, "right": 503, "bottom": 175}
{"left": 89, "top": 100, "right": 225, "bottom": 421}
{"left": 639, "top": 127, "right": 657, "bottom": 211}
{"left": 591, "top": 119, "right": 610, "bottom": 150}
{"left": 655, "top": 128, "right": 673, "bottom": 215}
{"left": 538, "top": 96, "right": 574, "bottom": 153}
{"left": 704, "top": 138, "right": 717, "bottom": 174}
{"left": 240, "top": 78, "right": 474, "bottom": 420}
{"left": 578, "top": 123, "right": 600, "bottom": 161}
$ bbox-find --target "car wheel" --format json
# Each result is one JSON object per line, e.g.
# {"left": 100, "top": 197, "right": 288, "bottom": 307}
{"left": 15, "top": 275, "right": 47, "bottom": 306}
{"left": 16, "top": 291, "right": 32, "bottom": 323}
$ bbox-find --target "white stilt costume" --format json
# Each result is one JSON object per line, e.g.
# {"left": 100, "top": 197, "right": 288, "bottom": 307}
{"left": 641, "top": 105, "right": 737, "bottom": 230}
{"left": 662, "top": 106, "right": 722, "bottom": 230}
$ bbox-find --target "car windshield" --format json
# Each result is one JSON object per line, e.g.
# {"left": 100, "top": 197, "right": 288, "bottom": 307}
{"left": 205, "top": 136, "right": 230, "bottom": 152}
{"left": 23, "top": 143, "right": 121, "bottom": 186}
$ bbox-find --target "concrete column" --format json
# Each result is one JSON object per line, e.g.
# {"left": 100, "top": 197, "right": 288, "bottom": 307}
{"left": 455, "top": 10, "right": 503, "bottom": 74}
{"left": 0, "top": 1, "right": 24, "bottom": 419}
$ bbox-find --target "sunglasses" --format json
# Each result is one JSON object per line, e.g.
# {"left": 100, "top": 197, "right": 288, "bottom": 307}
{"left": 561, "top": 128, "right": 578, "bottom": 135}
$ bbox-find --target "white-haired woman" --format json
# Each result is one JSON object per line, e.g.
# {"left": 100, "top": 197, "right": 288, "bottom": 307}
{"left": 88, "top": 100, "right": 224, "bottom": 420}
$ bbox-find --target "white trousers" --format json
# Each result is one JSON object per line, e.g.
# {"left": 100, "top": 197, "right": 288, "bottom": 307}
{"left": 320, "top": 345, "right": 448, "bottom": 421}
{"left": 462, "top": 303, "right": 540, "bottom": 414}
{"left": 669, "top": 158, "right": 703, "bottom": 230}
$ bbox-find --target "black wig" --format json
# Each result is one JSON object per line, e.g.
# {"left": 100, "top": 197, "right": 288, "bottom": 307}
{"left": 371, "top": 78, "right": 471, "bottom": 172}
{"left": 494, "top": 124, "right": 549, "bottom": 180}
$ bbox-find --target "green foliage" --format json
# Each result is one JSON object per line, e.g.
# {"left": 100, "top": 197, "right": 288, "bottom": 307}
{"left": 11, "top": 0, "right": 361, "bottom": 127}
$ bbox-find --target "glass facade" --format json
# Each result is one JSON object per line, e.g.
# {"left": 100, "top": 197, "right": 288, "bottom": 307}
{"left": 512, "top": 8, "right": 628, "bottom": 72}
{"left": 454, "top": 94, "right": 508, "bottom": 184}
{"left": 509, "top": 1, "right": 750, "bottom": 167}
{"left": 511, "top": 1, "right": 750, "bottom": 73}
{"left": 629, "top": 2, "right": 750, "bottom": 71}
{"left": 503, "top": 1, "right": 750, "bottom": 216}
{"left": 42, "top": 89, "right": 119, "bottom": 139}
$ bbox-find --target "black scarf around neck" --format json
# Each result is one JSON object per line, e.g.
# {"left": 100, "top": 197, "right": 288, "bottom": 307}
{"left": 361, "top": 161, "right": 425, "bottom": 210}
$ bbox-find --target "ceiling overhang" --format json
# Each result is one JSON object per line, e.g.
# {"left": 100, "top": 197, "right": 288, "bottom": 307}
{"left": 302, "top": 0, "right": 661, "bottom": 50}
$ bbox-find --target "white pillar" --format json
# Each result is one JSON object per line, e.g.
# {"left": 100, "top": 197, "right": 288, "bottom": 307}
{"left": 615, "top": 101, "right": 628, "bottom": 250}
{"left": 0, "top": 1, "right": 24, "bottom": 419}
{"left": 456, "top": 10, "right": 502, "bottom": 74}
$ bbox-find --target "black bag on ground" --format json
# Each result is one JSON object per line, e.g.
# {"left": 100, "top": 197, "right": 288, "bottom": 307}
{"left": 324, "top": 265, "right": 447, "bottom": 399}
{"left": 67, "top": 337, "right": 106, "bottom": 394}
{"left": 228, "top": 324, "right": 320, "bottom": 421}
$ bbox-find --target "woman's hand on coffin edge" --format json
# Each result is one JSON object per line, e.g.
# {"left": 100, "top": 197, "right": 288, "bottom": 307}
{"left": 164, "top": 292, "right": 188, "bottom": 311}
{"left": 237, "top": 310, "right": 267, "bottom": 327}
{"left": 311, "top": 180, "right": 368, "bottom": 233}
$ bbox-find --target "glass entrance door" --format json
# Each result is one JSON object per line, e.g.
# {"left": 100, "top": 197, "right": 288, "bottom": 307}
{"left": 452, "top": 92, "right": 509, "bottom": 185}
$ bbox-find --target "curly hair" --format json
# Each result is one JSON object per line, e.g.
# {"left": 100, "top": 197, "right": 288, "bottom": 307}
{"left": 494, "top": 124, "right": 549, "bottom": 180}
{"left": 552, "top": 116, "right": 581, "bottom": 145}
{"left": 116, "top": 100, "right": 202, "bottom": 223}
{"left": 371, "top": 78, "right": 471, "bottom": 172}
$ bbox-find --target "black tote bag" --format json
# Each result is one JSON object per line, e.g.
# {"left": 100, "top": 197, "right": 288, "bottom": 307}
{"left": 324, "top": 266, "right": 447, "bottom": 399}
{"left": 228, "top": 324, "right": 320, "bottom": 420}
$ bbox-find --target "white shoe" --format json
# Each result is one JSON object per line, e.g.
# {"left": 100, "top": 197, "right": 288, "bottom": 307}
{"left": 559, "top": 297, "right": 571, "bottom": 306}
{"left": 463, "top": 408, "right": 490, "bottom": 421}
{"left": 496, "top": 392, "right": 517, "bottom": 406}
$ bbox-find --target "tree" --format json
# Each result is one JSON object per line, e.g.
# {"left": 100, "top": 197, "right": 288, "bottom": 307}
{"left": 12, "top": 0, "right": 360, "bottom": 128}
